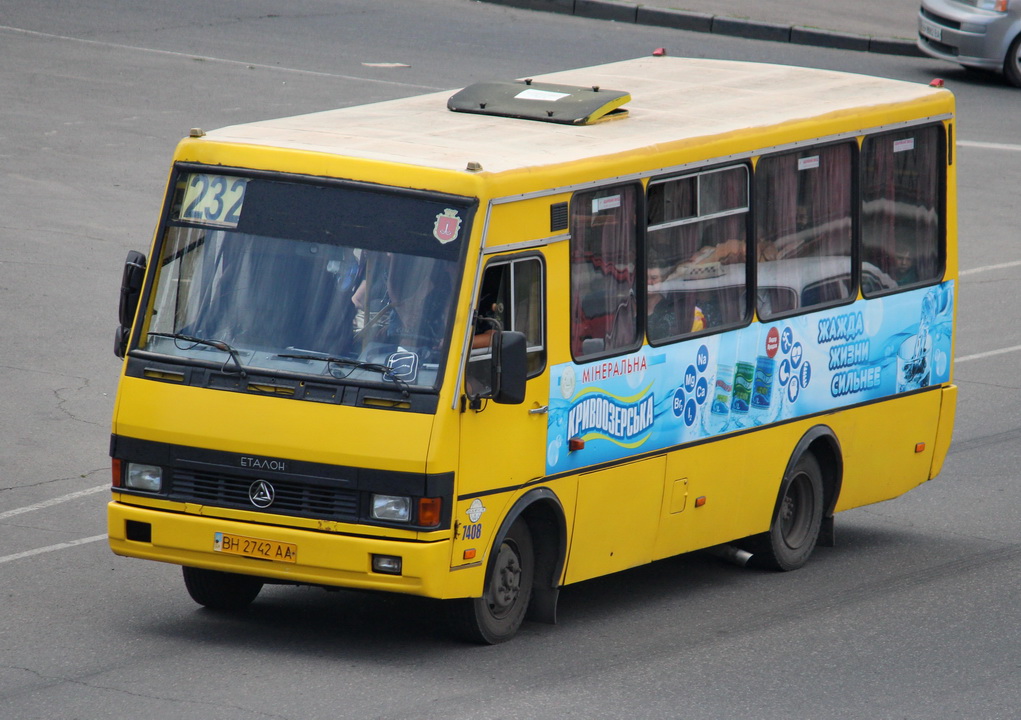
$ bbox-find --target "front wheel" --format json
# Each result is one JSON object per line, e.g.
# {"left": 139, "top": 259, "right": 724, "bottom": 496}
{"left": 182, "top": 566, "right": 263, "bottom": 611}
{"left": 1005, "top": 34, "right": 1021, "bottom": 88}
{"left": 755, "top": 453, "right": 824, "bottom": 571}
{"left": 446, "top": 520, "right": 534, "bottom": 644}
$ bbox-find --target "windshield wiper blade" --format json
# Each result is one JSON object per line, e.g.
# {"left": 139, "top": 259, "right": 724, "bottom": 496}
{"left": 149, "top": 332, "right": 248, "bottom": 378}
{"left": 277, "top": 352, "right": 410, "bottom": 397}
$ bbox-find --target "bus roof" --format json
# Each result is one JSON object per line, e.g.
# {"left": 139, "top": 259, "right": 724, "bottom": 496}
{"left": 202, "top": 57, "right": 951, "bottom": 176}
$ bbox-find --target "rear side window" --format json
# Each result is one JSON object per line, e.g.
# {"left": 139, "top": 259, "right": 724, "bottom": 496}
{"left": 861, "top": 125, "right": 944, "bottom": 293}
{"left": 570, "top": 184, "right": 641, "bottom": 360}
{"left": 754, "top": 142, "right": 855, "bottom": 319}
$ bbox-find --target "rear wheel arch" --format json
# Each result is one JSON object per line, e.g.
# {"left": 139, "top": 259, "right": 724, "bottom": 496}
{"left": 787, "top": 424, "right": 843, "bottom": 522}
{"left": 745, "top": 425, "right": 843, "bottom": 569}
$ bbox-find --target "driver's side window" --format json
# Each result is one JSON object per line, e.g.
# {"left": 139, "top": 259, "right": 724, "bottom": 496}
{"left": 466, "top": 256, "right": 545, "bottom": 394}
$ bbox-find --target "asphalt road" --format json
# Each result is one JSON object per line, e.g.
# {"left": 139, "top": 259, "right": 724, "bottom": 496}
{"left": 2, "top": 1, "right": 1020, "bottom": 718}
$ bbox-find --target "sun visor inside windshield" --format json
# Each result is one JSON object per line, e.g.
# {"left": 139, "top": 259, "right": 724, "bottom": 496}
{"left": 447, "top": 80, "right": 630, "bottom": 125}
{"left": 227, "top": 179, "right": 472, "bottom": 261}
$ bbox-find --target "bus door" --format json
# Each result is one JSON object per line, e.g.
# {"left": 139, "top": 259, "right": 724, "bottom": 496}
{"left": 560, "top": 182, "right": 668, "bottom": 583}
{"left": 453, "top": 254, "right": 548, "bottom": 567}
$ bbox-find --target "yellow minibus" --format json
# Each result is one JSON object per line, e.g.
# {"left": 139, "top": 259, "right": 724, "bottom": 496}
{"left": 108, "top": 57, "right": 957, "bottom": 643}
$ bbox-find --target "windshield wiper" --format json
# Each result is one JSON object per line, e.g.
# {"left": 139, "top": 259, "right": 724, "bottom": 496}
{"left": 149, "top": 332, "right": 248, "bottom": 378}
{"left": 277, "top": 352, "right": 410, "bottom": 397}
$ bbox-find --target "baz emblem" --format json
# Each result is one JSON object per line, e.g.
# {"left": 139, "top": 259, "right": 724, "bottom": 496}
{"left": 249, "top": 480, "right": 275, "bottom": 508}
{"left": 463, "top": 499, "right": 486, "bottom": 541}
{"left": 466, "top": 498, "right": 486, "bottom": 523}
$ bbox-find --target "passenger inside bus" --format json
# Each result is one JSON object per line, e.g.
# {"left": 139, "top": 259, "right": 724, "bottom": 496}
{"left": 646, "top": 259, "right": 706, "bottom": 339}
{"left": 893, "top": 238, "right": 921, "bottom": 285}
{"left": 687, "top": 236, "right": 777, "bottom": 265}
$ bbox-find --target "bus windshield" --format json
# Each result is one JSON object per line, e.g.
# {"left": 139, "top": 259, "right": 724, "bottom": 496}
{"left": 140, "top": 170, "right": 473, "bottom": 390}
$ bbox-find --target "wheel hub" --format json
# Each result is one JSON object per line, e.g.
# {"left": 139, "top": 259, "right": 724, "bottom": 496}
{"left": 780, "top": 474, "right": 811, "bottom": 548}
{"left": 489, "top": 543, "right": 522, "bottom": 614}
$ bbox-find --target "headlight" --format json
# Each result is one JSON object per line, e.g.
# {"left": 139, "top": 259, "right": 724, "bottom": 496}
{"left": 125, "top": 463, "right": 162, "bottom": 492}
{"left": 371, "top": 494, "right": 411, "bottom": 522}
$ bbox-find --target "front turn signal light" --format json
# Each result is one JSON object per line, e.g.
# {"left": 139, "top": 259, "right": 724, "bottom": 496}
{"left": 418, "top": 498, "right": 442, "bottom": 527}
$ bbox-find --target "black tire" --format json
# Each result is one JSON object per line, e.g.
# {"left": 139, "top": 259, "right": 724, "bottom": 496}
{"left": 447, "top": 520, "right": 534, "bottom": 644}
{"left": 182, "top": 566, "right": 263, "bottom": 611}
{"left": 1005, "top": 34, "right": 1021, "bottom": 88}
{"left": 755, "top": 453, "right": 824, "bottom": 571}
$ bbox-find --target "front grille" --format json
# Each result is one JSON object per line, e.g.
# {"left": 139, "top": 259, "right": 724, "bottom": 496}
{"left": 171, "top": 468, "right": 359, "bottom": 521}
{"left": 921, "top": 7, "right": 960, "bottom": 30}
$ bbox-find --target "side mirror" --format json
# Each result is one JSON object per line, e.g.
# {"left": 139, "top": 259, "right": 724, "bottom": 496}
{"left": 118, "top": 250, "right": 147, "bottom": 328}
{"left": 114, "top": 325, "right": 130, "bottom": 359}
{"left": 115, "top": 250, "right": 147, "bottom": 358}
{"left": 490, "top": 330, "right": 527, "bottom": 405}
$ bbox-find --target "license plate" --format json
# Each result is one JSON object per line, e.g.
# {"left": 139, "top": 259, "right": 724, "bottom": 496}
{"left": 214, "top": 532, "right": 297, "bottom": 563}
{"left": 920, "top": 19, "right": 943, "bottom": 42}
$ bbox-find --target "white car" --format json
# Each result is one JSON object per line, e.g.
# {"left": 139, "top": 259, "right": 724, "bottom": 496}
{"left": 654, "top": 257, "right": 897, "bottom": 332}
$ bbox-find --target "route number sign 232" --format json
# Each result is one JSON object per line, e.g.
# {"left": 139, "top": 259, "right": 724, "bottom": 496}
{"left": 178, "top": 173, "right": 248, "bottom": 228}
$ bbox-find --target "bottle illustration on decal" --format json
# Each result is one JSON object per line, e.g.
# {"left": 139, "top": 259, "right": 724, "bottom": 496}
{"left": 751, "top": 355, "right": 775, "bottom": 409}
{"left": 897, "top": 289, "right": 936, "bottom": 393}
{"left": 704, "top": 363, "right": 733, "bottom": 436}
{"left": 730, "top": 361, "right": 754, "bottom": 426}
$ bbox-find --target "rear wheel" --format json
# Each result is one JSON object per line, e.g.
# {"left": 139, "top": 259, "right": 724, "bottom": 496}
{"left": 447, "top": 520, "right": 534, "bottom": 644}
{"left": 755, "top": 453, "right": 824, "bottom": 571}
{"left": 182, "top": 567, "right": 263, "bottom": 611}
{"left": 1005, "top": 34, "right": 1021, "bottom": 88}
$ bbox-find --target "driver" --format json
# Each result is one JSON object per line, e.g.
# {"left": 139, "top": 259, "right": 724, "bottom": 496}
{"left": 361, "top": 253, "right": 451, "bottom": 363}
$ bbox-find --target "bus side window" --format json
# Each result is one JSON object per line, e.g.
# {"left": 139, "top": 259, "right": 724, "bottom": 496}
{"left": 646, "top": 165, "right": 750, "bottom": 343}
{"left": 466, "top": 256, "right": 545, "bottom": 394}
{"left": 570, "top": 184, "right": 641, "bottom": 359}
{"left": 861, "top": 125, "right": 944, "bottom": 293}
{"left": 755, "top": 142, "right": 854, "bottom": 319}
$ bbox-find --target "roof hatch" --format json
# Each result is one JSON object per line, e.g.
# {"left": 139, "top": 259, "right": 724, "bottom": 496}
{"left": 447, "top": 79, "right": 630, "bottom": 125}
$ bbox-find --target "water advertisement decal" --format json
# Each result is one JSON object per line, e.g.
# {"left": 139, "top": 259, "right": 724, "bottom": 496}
{"left": 546, "top": 281, "right": 954, "bottom": 475}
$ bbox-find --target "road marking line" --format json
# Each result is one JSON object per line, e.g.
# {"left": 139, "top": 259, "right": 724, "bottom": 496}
{"left": 0, "top": 534, "right": 107, "bottom": 566}
{"left": 0, "top": 25, "right": 441, "bottom": 90}
{"left": 0, "top": 484, "right": 108, "bottom": 520}
{"left": 958, "top": 140, "right": 1021, "bottom": 153}
{"left": 960, "top": 259, "right": 1021, "bottom": 276}
{"left": 956, "top": 344, "right": 1021, "bottom": 363}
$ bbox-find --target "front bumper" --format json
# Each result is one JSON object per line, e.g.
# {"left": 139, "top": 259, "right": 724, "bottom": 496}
{"left": 108, "top": 500, "right": 480, "bottom": 598}
{"left": 917, "top": 4, "right": 1016, "bottom": 71}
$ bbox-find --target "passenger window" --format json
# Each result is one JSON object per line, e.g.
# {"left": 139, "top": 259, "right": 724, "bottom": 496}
{"left": 570, "top": 184, "right": 641, "bottom": 360}
{"left": 466, "top": 256, "right": 545, "bottom": 394}
{"left": 646, "top": 165, "right": 750, "bottom": 343}
{"left": 861, "top": 125, "right": 943, "bottom": 293}
{"left": 755, "top": 142, "right": 854, "bottom": 319}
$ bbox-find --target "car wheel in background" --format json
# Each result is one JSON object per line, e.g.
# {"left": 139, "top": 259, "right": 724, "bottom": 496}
{"left": 1005, "top": 34, "right": 1021, "bottom": 87}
